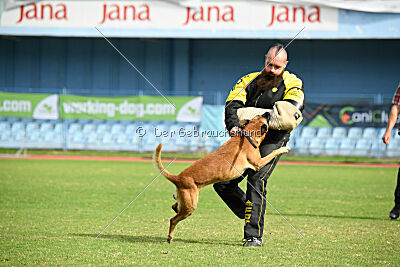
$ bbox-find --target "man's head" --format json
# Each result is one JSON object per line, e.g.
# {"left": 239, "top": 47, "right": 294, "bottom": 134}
{"left": 265, "top": 44, "right": 287, "bottom": 77}
{"left": 257, "top": 44, "right": 288, "bottom": 90}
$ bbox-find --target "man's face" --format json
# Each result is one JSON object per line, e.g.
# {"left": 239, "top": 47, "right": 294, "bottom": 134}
{"left": 264, "top": 54, "right": 287, "bottom": 78}
{"left": 257, "top": 48, "right": 288, "bottom": 90}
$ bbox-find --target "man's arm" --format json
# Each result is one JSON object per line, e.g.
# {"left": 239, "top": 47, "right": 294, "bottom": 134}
{"left": 225, "top": 100, "right": 244, "bottom": 135}
{"left": 225, "top": 73, "right": 258, "bottom": 135}
{"left": 382, "top": 104, "right": 400, "bottom": 145}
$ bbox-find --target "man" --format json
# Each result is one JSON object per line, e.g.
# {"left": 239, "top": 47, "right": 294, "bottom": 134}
{"left": 382, "top": 84, "right": 400, "bottom": 220}
{"left": 214, "top": 44, "right": 305, "bottom": 246}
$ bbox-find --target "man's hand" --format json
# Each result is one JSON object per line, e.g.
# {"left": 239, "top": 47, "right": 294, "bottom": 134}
{"left": 230, "top": 126, "right": 240, "bottom": 137}
{"left": 382, "top": 104, "right": 400, "bottom": 145}
{"left": 382, "top": 131, "right": 391, "bottom": 145}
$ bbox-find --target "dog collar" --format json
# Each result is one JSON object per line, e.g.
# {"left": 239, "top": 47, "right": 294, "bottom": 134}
{"left": 238, "top": 129, "right": 258, "bottom": 149}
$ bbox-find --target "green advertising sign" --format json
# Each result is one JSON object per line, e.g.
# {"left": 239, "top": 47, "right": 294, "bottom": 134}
{"left": 0, "top": 92, "right": 203, "bottom": 121}
{"left": 0, "top": 92, "right": 59, "bottom": 119}
{"left": 60, "top": 94, "right": 202, "bottom": 121}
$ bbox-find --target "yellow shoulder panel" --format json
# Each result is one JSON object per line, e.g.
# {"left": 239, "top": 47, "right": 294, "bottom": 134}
{"left": 283, "top": 71, "right": 303, "bottom": 89}
{"left": 282, "top": 71, "right": 304, "bottom": 104}
{"left": 226, "top": 72, "right": 260, "bottom": 103}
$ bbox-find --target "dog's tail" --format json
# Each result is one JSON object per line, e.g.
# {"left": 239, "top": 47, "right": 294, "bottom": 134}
{"left": 153, "top": 143, "right": 179, "bottom": 184}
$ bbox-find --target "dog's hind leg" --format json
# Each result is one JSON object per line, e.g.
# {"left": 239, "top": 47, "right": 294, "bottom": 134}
{"left": 167, "top": 188, "right": 199, "bottom": 243}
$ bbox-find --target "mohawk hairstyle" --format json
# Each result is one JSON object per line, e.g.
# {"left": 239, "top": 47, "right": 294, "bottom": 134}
{"left": 268, "top": 43, "right": 285, "bottom": 56}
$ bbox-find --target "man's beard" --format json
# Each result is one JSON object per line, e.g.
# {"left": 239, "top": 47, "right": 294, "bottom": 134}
{"left": 256, "top": 69, "right": 283, "bottom": 91}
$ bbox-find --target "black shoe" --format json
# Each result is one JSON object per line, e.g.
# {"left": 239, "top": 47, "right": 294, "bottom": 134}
{"left": 243, "top": 237, "right": 263, "bottom": 247}
{"left": 389, "top": 206, "right": 400, "bottom": 219}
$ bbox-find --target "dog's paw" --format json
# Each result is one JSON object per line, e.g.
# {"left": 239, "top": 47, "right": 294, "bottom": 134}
{"left": 279, "top": 146, "right": 291, "bottom": 154}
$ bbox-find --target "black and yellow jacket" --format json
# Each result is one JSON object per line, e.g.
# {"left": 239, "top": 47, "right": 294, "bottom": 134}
{"left": 225, "top": 71, "right": 305, "bottom": 132}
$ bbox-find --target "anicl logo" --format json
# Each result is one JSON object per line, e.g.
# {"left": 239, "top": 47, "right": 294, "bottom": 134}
{"left": 339, "top": 106, "right": 386, "bottom": 125}
{"left": 339, "top": 106, "right": 354, "bottom": 125}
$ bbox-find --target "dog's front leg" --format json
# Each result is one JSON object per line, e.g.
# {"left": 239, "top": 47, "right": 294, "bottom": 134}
{"left": 254, "top": 147, "right": 291, "bottom": 170}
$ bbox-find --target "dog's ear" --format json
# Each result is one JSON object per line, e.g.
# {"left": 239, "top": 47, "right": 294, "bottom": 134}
{"left": 238, "top": 119, "right": 250, "bottom": 128}
{"left": 262, "top": 111, "right": 271, "bottom": 122}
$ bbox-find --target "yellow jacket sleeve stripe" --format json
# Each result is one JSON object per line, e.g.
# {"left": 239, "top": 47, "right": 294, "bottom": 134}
{"left": 282, "top": 71, "right": 305, "bottom": 105}
{"left": 226, "top": 72, "right": 260, "bottom": 103}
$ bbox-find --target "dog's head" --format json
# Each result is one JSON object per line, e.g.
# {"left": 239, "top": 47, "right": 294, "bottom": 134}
{"left": 242, "top": 115, "right": 269, "bottom": 140}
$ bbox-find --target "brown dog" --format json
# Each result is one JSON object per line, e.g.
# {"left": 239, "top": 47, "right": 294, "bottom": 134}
{"left": 153, "top": 115, "right": 290, "bottom": 242}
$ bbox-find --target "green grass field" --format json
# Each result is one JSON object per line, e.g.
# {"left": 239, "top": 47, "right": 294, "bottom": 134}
{"left": 0, "top": 158, "right": 399, "bottom": 265}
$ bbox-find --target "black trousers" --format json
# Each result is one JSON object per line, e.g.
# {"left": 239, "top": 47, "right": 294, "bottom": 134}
{"left": 395, "top": 168, "right": 400, "bottom": 207}
{"left": 214, "top": 130, "right": 289, "bottom": 239}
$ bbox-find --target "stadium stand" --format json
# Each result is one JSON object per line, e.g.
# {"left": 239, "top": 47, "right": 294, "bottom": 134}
{"left": 1, "top": 119, "right": 399, "bottom": 157}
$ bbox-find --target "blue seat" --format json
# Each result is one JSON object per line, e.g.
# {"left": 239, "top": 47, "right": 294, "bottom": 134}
{"left": 82, "top": 123, "right": 97, "bottom": 134}
{"left": 160, "top": 136, "right": 178, "bottom": 152}
{"left": 291, "top": 126, "right": 302, "bottom": 139}
{"left": 386, "top": 139, "right": 400, "bottom": 158}
{"left": 393, "top": 130, "right": 400, "bottom": 140}
{"left": 54, "top": 123, "right": 64, "bottom": 134}
{"left": 97, "top": 124, "right": 110, "bottom": 135}
{"left": 67, "top": 132, "right": 86, "bottom": 150}
{"left": 362, "top": 127, "right": 377, "bottom": 139}
{"left": 371, "top": 138, "right": 386, "bottom": 156}
{"left": 300, "top": 126, "right": 317, "bottom": 139}
{"left": 115, "top": 132, "right": 127, "bottom": 143}
{"left": 11, "top": 122, "right": 25, "bottom": 133}
{"left": 43, "top": 132, "right": 62, "bottom": 149}
{"left": 309, "top": 138, "right": 326, "bottom": 156}
{"left": 126, "top": 124, "right": 140, "bottom": 137}
{"left": 39, "top": 122, "right": 54, "bottom": 133}
{"left": 294, "top": 137, "right": 311, "bottom": 155}
{"left": 339, "top": 139, "right": 356, "bottom": 156}
{"left": 87, "top": 133, "right": 99, "bottom": 144}
{"left": 26, "top": 122, "right": 40, "bottom": 133}
{"left": 119, "top": 133, "right": 139, "bottom": 151}
{"left": 44, "top": 131, "right": 56, "bottom": 141}
{"left": 0, "top": 130, "right": 12, "bottom": 148}
{"left": 354, "top": 138, "right": 373, "bottom": 157}
{"left": 0, "top": 121, "right": 10, "bottom": 131}
{"left": 347, "top": 127, "right": 363, "bottom": 139}
{"left": 102, "top": 133, "right": 114, "bottom": 144}
{"left": 332, "top": 127, "right": 347, "bottom": 139}
{"left": 13, "top": 132, "right": 26, "bottom": 142}
{"left": 0, "top": 130, "right": 11, "bottom": 141}
{"left": 316, "top": 127, "right": 332, "bottom": 139}
{"left": 324, "top": 138, "right": 341, "bottom": 156}
{"left": 141, "top": 134, "right": 159, "bottom": 152}
{"left": 189, "top": 135, "right": 204, "bottom": 151}
{"left": 27, "top": 131, "right": 43, "bottom": 149}
{"left": 73, "top": 132, "right": 84, "bottom": 141}
{"left": 27, "top": 129, "right": 41, "bottom": 139}
{"left": 68, "top": 123, "right": 81, "bottom": 134}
